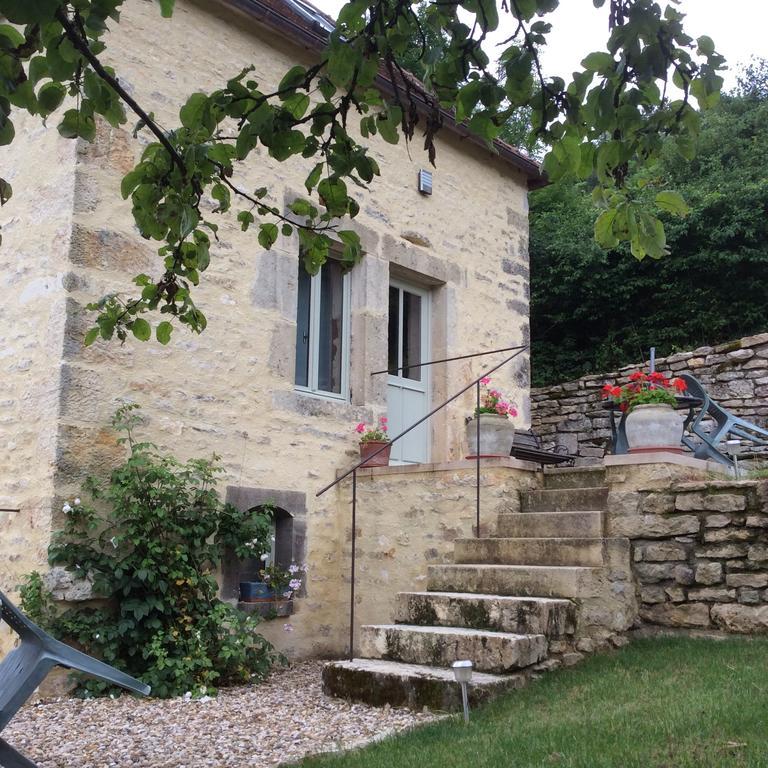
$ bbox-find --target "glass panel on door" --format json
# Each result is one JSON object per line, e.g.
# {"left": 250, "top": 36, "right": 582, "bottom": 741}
{"left": 402, "top": 291, "right": 422, "bottom": 381}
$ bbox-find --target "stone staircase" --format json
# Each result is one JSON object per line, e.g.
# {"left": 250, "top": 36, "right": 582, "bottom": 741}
{"left": 323, "top": 466, "right": 635, "bottom": 711}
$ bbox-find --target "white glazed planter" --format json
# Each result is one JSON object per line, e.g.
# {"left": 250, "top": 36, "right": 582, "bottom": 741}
{"left": 465, "top": 414, "right": 516, "bottom": 457}
{"left": 625, "top": 403, "right": 684, "bottom": 453}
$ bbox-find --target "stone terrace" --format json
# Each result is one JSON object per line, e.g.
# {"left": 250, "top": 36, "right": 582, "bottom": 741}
{"left": 531, "top": 332, "right": 768, "bottom": 464}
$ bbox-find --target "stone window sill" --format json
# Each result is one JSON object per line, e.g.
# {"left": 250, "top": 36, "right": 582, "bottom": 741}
{"left": 237, "top": 599, "right": 293, "bottom": 619}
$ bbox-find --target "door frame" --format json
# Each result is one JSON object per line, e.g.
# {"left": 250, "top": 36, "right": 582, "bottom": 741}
{"left": 387, "top": 278, "right": 432, "bottom": 464}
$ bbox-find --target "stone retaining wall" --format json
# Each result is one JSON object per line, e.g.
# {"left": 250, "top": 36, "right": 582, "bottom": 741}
{"left": 531, "top": 332, "right": 768, "bottom": 464}
{"left": 614, "top": 480, "right": 768, "bottom": 633}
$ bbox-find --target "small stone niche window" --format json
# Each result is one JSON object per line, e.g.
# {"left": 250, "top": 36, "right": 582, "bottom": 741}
{"left": 221, "top": 488, "right": 307, "bottom": 611}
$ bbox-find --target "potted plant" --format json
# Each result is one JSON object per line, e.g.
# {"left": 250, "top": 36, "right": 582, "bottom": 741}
{"left": 240, "top": 557, "right": 307, "bottom": 617}
{"left": 355, "top": 416, "right": 391, "bottom": 467}
{"left": 602, "top": 371, "right": 688, "bottom": 453}
{"left": 261, "top": 562, "right": 306, "bottom": 600}
{"left": 465, "top": 377, "right": 518, "bottom": 457}
{"left": 258, "top": 561, "right": 307, "bottom": 617}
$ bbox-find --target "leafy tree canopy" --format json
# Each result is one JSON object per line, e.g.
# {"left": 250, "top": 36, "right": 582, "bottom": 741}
{"left": 0, "top": 0, "right": 724, "bottom": 343}
{"left": 530, "top": 61, "right": 768, "bottom": 386}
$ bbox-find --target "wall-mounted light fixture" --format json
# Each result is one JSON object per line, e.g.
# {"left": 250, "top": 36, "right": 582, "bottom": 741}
{"left": 418, "top": 169, "right": 433, "bottom": 195}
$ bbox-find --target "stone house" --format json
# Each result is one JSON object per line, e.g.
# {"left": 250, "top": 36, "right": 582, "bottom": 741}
{"left": 0, "top": 0, "right": 542, "bottom": 656}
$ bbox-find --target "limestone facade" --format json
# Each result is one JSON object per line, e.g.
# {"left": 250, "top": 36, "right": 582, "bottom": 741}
{"left": 0, "top": 0, "right": 537, "bottom": 656}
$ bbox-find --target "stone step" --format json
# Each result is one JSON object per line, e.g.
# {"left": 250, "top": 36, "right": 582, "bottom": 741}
{"left": 497, "top": 511, "right": 605, "bottom": 539}
{"left": 454, "top": 537, "right": 604, "bottom": 567}
{"left": 427, "top": 563, "right": 604, "bottom": 598}
{"left": 395, "top": 591, "right": 576, "bottom": 637}
{"left": 521, "top": 487, "right": 609, "bottom": 513}
{"left": 322, "top": 658, "right": 525, "bottom": 712}
{"left": 359, "top": 624, "right": 547, "bottom": 674}
{"left": 543, "top": 466, "right": 607, "bottom": 490}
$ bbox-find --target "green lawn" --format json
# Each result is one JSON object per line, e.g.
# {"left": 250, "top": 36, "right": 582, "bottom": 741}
{"left": 300, "top": 638, "right": 768, "bottom": 768}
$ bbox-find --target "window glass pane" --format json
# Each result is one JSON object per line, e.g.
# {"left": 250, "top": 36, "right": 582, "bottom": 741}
{"left": 317, "top": 260, "right": 345, "bottom": 394}
{"left": 388, "top": 286, "right": 400, "bottom": 375}
{"left": 294, "top": 263, "right": 311, "bottom": 387}
{"left": 402, "top": 291, "right": 422, "bottom": 381}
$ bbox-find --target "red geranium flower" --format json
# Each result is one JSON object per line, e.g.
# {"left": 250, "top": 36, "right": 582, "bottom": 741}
{"left": 673, "top": 378, "right": 687, "bottom": 392}
{"left": 629, "top": 372, "right": 647, "bottom": 382}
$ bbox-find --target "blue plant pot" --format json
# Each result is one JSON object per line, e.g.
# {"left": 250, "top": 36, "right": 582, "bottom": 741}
{"left": 239, "top": 581, "right": 275, "bottom": 602}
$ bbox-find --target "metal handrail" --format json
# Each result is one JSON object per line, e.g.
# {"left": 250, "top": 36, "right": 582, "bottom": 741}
{"left": 368, "top": 344, "right": 531, "bottom": 377}
{"left": 316, "top": 344, "right": 529, "bottom": 660}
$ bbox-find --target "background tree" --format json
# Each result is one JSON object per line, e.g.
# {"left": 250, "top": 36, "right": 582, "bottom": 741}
{"left": 530, "top": 60, "right": 768, "bottom": 386}
{"left": 0, "top": 0, "right": 724, "bottom": 343}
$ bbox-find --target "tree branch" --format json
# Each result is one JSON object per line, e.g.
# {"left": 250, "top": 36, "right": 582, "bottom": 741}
{"left": 55, "top": 7, "right": 187, "bottom": 178}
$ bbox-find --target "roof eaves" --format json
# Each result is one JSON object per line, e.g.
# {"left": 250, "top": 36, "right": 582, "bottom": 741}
{"left": 213, "top": 0, "right": 546, "bottom": 189}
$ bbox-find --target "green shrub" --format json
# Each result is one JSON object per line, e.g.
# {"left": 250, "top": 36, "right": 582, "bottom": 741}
{"left": 21, "top": 404, "right": 281, "bottom": 698}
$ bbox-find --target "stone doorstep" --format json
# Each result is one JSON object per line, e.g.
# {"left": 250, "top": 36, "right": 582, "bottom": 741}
{"left": 454, "top": 537, "right": 605, "bottom": 567}
{"left": 358, "top": 623, "right": 548, "bottom": 674}
{"left": 395, "top": 591, "right": 577, "bottom": 637}
{"left": 521, "top": 487, "right": 609, "bottom": 514}
{"left": 497, "top": 511, "right": 605, "bottom": 539}
{"left": 322, "top": 658, "right": 526, "bottom": 712}
{"left": 345, "top": 456, "right": 540, "bottom": 479}
{"left": 427, "top": 563, "right": 605, "bottom": 599}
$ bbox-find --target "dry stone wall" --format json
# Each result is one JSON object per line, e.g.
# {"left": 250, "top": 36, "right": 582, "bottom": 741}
{"left": 616, "top": 480, "right": 768, "bottom": 633}
{"left": 531, "top": 332, "right": 768, "bottom": 464}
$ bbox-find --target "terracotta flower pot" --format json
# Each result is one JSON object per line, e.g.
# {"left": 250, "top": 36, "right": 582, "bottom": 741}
{"left": 359, "top": 439, "right": 391, "bottom": 467}
{"left": 465, "top": 414, "right": 516, "bottom": 458}
{"left": 625, "top": 403, "right": 684, "bottom": 453}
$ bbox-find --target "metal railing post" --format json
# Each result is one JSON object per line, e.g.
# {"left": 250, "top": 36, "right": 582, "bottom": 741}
{"left": 476, "top": 380, "right": 481, "bottom": 538}
{"left": 349, "top": 468, "right": 357, "bottom": 661}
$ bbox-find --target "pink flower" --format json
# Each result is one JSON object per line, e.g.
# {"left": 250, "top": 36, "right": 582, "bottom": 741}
{"left": 490, "top": 389, "right": 501, "bottom": 399}
{"left": 379, "top": 416, "right": 388, "bottom": 423}
{"left": 381, "top": 424, "right": 388, "bottom": 432}
{"left": 355, "top": 422, "right": 366, "bottom": 434}
{"left": 508, "top": 406, "right": 518, "bottom": 417}
{"left": 480, "top": 377, "right": 491, "bottom": 385}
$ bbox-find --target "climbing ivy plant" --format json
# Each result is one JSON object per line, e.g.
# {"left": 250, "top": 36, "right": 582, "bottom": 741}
{"left": 0, "top": 0, "right": 724, "bottom": 343}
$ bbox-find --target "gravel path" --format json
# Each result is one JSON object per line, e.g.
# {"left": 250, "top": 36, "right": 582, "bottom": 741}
{"left": 4, "top": 661, "right": 439, "bottom": 767}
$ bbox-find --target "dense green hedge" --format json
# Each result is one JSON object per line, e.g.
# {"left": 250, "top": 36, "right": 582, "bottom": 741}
{"left": 530, "top": 66, "right": 768, "bottom": 387}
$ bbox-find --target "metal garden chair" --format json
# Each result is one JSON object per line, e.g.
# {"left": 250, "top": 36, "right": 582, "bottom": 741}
{"left": 0, "top": 589, "right": 150, "bottom": 768}
{"left": 680, "top": 373, "right": 768, "bottom": 467}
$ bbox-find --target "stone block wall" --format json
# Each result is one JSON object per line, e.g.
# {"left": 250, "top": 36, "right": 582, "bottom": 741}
{"left": 619, "top": 480, "right": 768, "bottom": 633}
{"left": 339, "top": 459, "right": 540, "bottom": 654}
{"left": 0, "top": 111, "right": 77, "bottom": 656}
{"left": 531, "top": 332, "right": 768, "bottom": 464}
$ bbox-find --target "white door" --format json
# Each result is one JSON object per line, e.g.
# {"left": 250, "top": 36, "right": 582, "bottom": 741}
{"left": 387, "top": 281, "right": 430, "bottom": 464}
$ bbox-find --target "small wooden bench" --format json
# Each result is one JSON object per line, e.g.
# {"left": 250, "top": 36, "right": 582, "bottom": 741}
{"left": 510, "top": 429, "right": 576, "bottom": 469}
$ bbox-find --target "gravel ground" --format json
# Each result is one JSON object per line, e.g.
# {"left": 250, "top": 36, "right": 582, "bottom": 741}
{"left": 4, "top": 661, "right": 439, "bottom": 768}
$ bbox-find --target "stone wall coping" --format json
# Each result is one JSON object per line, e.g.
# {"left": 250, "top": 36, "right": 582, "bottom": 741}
{"left": 658, "top": 480, "right": 762, "bottom": 493}
{"left": 530, "top": 331, "right": 768, "bottom": 397}
{"left": 345, "top": 456, "right": 540, "bottom": 479}
{"left": 604, "top": 453, "right": 728, "bottom": 474}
